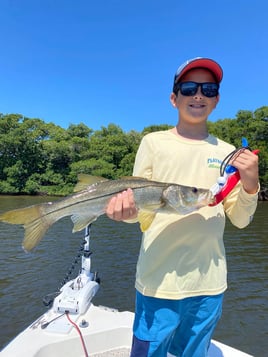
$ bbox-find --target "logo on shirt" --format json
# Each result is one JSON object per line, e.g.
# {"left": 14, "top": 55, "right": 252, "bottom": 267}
{"left": 207, "top": 157, "right": 222, "bottom": 169}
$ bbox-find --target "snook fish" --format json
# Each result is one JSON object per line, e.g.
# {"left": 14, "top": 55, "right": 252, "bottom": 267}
{"left": 0, "top": 175, "right": 214, "bottom": 252}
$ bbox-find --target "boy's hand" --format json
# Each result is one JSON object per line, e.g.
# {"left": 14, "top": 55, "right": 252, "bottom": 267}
{"left": 230, "top": 149, "right": 259, "bottom": 194}
{"left": 106, "top": 188, "right": 138, "bottom": 221}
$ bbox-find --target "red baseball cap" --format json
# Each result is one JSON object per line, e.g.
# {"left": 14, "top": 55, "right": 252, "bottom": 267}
{"left": 173, "top": 57, "right": 223, "bottom": 85}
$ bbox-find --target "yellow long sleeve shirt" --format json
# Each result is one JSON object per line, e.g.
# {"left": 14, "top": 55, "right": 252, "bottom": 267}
{"left": 132, "top": 130, "right": 258, "bottom": 300}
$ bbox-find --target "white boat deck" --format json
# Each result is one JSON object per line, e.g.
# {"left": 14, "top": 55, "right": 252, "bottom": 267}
{"left": 91, "top": 348, "right": 130, "bottom": 356}
{"left": 1, "top": 304, "right": 253, "bottom": 357}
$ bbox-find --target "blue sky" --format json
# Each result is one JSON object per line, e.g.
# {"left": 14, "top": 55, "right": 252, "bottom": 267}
{"left": 0, "top": 0, "right": 267, "bottom": 132}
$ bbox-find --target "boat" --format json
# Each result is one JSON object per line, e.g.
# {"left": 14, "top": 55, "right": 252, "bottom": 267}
{"left": 0, "top": 225, "right": 253, "bottom": 357}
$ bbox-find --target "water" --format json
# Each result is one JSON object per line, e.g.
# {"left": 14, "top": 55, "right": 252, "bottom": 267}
{"left": 0, "top": 196, "right": 267, "bottom": 356}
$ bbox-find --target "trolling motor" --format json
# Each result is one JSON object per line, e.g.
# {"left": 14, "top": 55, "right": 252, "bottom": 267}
{"left": 52, "top": 224, "right": 100, "bottom": 315}
{"left": 209, "top": 138, "right": 259, "bottom": 206}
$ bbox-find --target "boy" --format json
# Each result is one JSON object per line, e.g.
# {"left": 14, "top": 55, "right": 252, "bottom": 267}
{"left": 106, "top": 57, "right": 259, "bottom": 357}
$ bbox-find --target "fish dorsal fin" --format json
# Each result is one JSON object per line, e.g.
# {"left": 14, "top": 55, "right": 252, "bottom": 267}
{"left": 138, "top": 211, "right": 156, "bottom": 232}
{"left": 74, "top": 174, "right": 109, "bottom": 192}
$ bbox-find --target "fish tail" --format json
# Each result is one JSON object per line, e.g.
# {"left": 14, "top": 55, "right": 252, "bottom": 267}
{"left": 0, "top": 205, "right": 54, "bottom": 252}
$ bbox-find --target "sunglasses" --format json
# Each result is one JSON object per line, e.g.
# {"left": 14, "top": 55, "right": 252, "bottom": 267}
{"left": 174, "top": 81, "right": 219, "bottom": 98}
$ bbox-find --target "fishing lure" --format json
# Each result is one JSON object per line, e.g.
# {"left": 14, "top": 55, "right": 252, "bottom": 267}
{"left": 209, "top": 138, "right": 259, "bottom": 206}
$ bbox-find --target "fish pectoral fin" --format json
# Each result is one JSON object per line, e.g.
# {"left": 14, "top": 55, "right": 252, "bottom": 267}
{"left": 137, "top": 211, "right": 156, "bottom": 232}
{"left": 71, "top": 213, "right": 98, "bottom": 232}
{"left": 74, "top": 174, "right": 109, "bottom": 192}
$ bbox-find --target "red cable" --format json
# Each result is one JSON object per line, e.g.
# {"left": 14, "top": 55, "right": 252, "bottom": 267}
{"left": 65, "top": 311, "right": 89, "bottom": 357}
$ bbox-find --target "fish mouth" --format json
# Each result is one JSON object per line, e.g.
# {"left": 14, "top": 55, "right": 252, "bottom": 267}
{"left": 198, "top": 191, "right": 215, "bottom": 205}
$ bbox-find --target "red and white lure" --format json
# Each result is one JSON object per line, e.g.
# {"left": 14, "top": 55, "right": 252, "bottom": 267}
{"left": 209, "top": 138, "right": 259, "bottom": 206}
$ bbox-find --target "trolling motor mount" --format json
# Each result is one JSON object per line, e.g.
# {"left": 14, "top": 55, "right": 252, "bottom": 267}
{"left": 52, "top": 224, "right": 100, "bottom": 315}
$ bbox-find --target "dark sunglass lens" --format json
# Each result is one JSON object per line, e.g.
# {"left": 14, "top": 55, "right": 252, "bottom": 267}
{"left": 179, "top": 82, "right": 198, "bottom": 96}
{"left": 202, "top": 83, "right": 219, "bottom": 97}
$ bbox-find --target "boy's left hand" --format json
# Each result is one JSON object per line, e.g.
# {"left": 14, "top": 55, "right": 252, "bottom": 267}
{"left": 230, "top": 149, "right": 259, "bottom": 194}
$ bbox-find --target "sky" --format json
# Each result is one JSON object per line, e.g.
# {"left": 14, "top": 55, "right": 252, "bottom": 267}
{"left": 0, "top": 0, "right": 267, "bottom": 133}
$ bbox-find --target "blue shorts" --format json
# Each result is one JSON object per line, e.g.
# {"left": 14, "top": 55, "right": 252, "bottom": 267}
{"left": 130, "top": 291, "right": 223, "bottom": 357}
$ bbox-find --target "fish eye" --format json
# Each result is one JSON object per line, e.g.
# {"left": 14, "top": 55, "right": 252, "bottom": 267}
{"left": 192, "top": 187, "right": 198, "bottom": 193}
